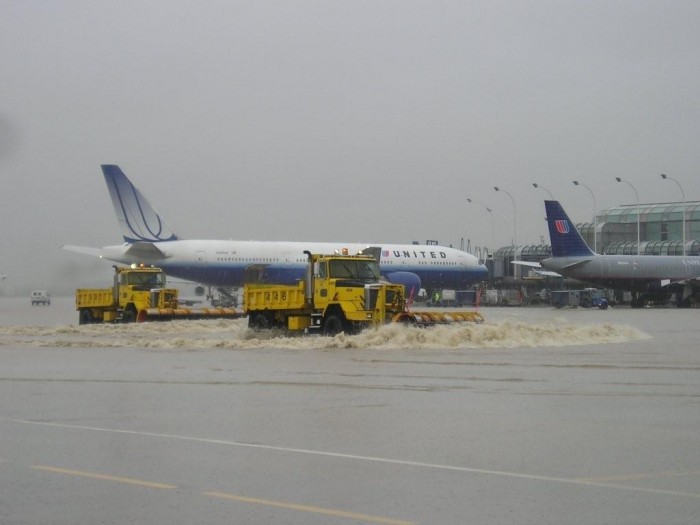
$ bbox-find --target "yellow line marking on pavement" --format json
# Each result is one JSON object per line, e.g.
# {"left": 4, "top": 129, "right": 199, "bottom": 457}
{"left": 204, "top": 491, "right": 414, "bottom": 525}
{"left": 11, "top": 419, "right": 700, "bottom": 500}
{"left": 31, "top": 465, "right": 177, "bottom": 490}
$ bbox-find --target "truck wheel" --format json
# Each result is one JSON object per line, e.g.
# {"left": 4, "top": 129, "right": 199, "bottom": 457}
{"left": 122, "top": 306, "right": 137, "bottom": 323}
{"left": 249, "top": 313, "right": 271, "bottom": 330}
{"left": 323, "top": 314, "right": 344, "bottom": 336}
{"left": 79, "top": 309, "right": 93, "bottom": 325}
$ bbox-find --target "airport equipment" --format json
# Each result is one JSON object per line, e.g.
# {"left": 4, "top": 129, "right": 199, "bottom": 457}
{"left": 550, "top": 290, "right": 580, "bottom": 308}
{"left": 481, "top": 289, "right": 525, "bottom": 306}
{"left": 551, "top": 288, "right": 608, "bottom": 309}
{"left": 244, "top": 252, "right": 484, "bottom": 334}
{"left": 76, "top": 265, "right": 239, "bottom": 324}
{"left": 30, "top": 290, "right": 51, "bottom": 306}
{"left": 579, "top": 288, "right": 609, "bottom": 309}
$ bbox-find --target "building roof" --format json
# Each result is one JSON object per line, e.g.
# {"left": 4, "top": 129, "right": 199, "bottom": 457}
{"left": 597, "top": 201, "right": 700, "bottom": 224}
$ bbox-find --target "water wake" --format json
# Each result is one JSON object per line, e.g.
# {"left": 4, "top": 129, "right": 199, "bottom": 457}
{"left": 0, "top": 318, "right": 649, "bottom": 350}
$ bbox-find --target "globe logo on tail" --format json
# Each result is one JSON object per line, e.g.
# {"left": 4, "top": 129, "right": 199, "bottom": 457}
{"left": 554, "top": 220, "right": 570, "bottom": 234}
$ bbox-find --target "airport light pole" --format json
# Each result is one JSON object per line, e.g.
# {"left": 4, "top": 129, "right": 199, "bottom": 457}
{"left": 467, "top": 198, "right": 495, "bottom": 256}
{"left": 660, "top": 173, "right": 686, "bottom": 256}
{"left": 573, "top": 180, "right": 598, "bottom": 253}
{"left": 494, "top": 186, "right": 518, "bottom": 278}
{"left": 532, "top": 183, "right": 553, "bottom": 199}
{"left": 615, "top": 177, "right": 640, "bottom": 255}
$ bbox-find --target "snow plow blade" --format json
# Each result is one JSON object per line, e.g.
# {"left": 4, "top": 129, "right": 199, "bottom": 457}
{"left": 392, "top": 311, "right": 484, "bottom": 325}
{"left": 137, "top": 307, "right": 242, "bottom": 322}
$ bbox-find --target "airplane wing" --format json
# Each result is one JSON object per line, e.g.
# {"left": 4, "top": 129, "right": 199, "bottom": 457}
{"left": 533, "top": 269, "right": 564, "bottom": 277}
{"left": 661, "top": 276, "right": 700, "bottom": 288}
{"left": 559, "top": 259, "right": 593, "bottom": 271}
{"left": 63, "top": 245, "right": 104, "bottom": 258}
{"left": 511, "top": 260, "right": 562, "bottom": 278}
{"left": 63, "top": 242, "right": 167, "bottom": 260}
{"left": 511, "top": 260, "right": 541, "bottom": 268}
{"left": 124, "top": 242, "right": 168, "bottom": 260}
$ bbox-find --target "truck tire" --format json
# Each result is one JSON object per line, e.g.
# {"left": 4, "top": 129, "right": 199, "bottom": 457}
{"left": 79, "top": 309, "right": 93, "bottom": 325}
{"left": 323, "top": 314, "right": 344, "bottom": 336}
{"left": 122, "top": 305, "right": 137, "bottom": 323}
{"left": 249, "top": 312, "right": 271, "bottom": 330}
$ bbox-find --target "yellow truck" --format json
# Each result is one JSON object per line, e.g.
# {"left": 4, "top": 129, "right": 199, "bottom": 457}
{"left": 244, "top": 252, "right": 483, "bottom": 335}
{"left": 76, "top": 265, "right": 239, "bottom": 324}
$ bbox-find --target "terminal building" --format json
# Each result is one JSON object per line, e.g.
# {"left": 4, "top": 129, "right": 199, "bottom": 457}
{"left": 488, "top": 200, "right": 700, "bottom": 282}
{"left": 578, "top": 201, "right": 700, "bottom": 256}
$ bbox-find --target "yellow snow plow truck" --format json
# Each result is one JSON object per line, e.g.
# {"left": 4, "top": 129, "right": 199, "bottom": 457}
{"left": 244, "top": 251, "right": 483, "bottom": 335}
{"left": 76, "top": 265, "right": 239, "bottom": 324}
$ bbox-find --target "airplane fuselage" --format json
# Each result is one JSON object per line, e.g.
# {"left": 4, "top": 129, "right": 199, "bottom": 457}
{"left": 541, "top": 254, "right": 700, "bottom": 292}
{"left": 102, "top": 239, "right": 488, "bottom": 291}
{"left": 66, "top": 165, "right": 489, "bottom": 296}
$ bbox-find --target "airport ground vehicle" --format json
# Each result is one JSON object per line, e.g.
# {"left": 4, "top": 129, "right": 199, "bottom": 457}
{"left": 244, "top": 252, "right": 483, "bottom": 334}
{"left": 30, "top": 290, "right": 51, "bottom": 306}
{"left": 551, "top": 288, "right": 609, "bottom": 309}
{"left": 76, "top": 266, "right": 239, "bottom": 324}
{"left": 579, "top": 288, "right": 609, "bottom": 309}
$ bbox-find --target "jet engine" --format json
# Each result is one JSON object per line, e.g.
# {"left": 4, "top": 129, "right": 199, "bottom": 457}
{"left": 382, "top": 271, "right": 421, "bottom": 300}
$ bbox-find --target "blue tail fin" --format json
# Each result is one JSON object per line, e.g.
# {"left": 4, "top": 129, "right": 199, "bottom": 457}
{"left": 101, "top": 165, "right": 178, "bottom": 243}
{"left": 545, "top": 200, "right": 594, "bottom": 257}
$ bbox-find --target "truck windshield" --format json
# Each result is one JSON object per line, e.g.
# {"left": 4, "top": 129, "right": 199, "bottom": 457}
{"left": 328, "top": 259, "right": 380, "bottom": 280}
{"left": 125, "top": 272, "right": 165, "bottom": 288}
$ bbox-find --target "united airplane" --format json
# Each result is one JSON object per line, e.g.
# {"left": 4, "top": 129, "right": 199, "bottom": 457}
{"left": 64, "top": 165, "right": 488, "bottom": 297}
{"left": 538, "top": 200, "right": 700, "bottom": 307}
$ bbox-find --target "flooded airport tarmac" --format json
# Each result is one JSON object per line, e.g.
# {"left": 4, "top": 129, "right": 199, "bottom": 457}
{"left": 1, "top": 296, "right": 698, "bottom": 524}
{"left": 0, "top": 296, "right": 649, "bottom": 350}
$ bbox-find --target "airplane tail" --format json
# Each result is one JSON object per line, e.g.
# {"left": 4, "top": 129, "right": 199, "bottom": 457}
{"left": 102, "top": 165, "right": 179, "bottom": 243}
{"left": 544, "top": 200, "right": 595, "bottom": 257}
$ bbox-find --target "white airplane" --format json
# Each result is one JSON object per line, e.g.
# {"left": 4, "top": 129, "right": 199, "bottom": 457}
{"left": 64, "top": 165, "right": 488, "bottom": 296}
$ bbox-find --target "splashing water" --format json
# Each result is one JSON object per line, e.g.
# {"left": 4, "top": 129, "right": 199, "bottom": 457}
{"left": 0, "top": 317, "right": 649, "bottom": 350}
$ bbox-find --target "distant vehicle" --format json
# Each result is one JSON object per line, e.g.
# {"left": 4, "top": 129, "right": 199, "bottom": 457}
{"left": 551, "top": 289, "right": 608, "bottom": 309}
{"left": 75, "top": 265, "right": 239, "bottom": 324}
{"left": 30, "top": 290, "right": 51, "bottom": 306}
{"left": 579, "top": 288, "right": 609, "bottom": 309}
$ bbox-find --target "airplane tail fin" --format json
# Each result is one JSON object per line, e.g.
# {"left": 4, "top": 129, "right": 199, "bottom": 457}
{"left": 544, "top": 200, "right": 595, "bottom": 257}
{"left": 101, "top": 165, "right": 179, "bottom": 243}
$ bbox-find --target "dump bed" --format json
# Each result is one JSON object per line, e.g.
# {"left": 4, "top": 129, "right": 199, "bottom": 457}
{"left": 244, "top": 281, "right": 306, "bottom": 311}
{"left": 76, "top": 288, "right": 114, "bottom": 309}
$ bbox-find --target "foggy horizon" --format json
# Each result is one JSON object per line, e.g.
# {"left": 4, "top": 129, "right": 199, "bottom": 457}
{"left": 2, "top": 1, "right": 700, "bottom": 295}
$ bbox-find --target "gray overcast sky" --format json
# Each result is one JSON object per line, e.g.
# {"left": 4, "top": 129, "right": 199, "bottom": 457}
{"left": 2, "top": 0, "right": 700, "bottom": 293}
